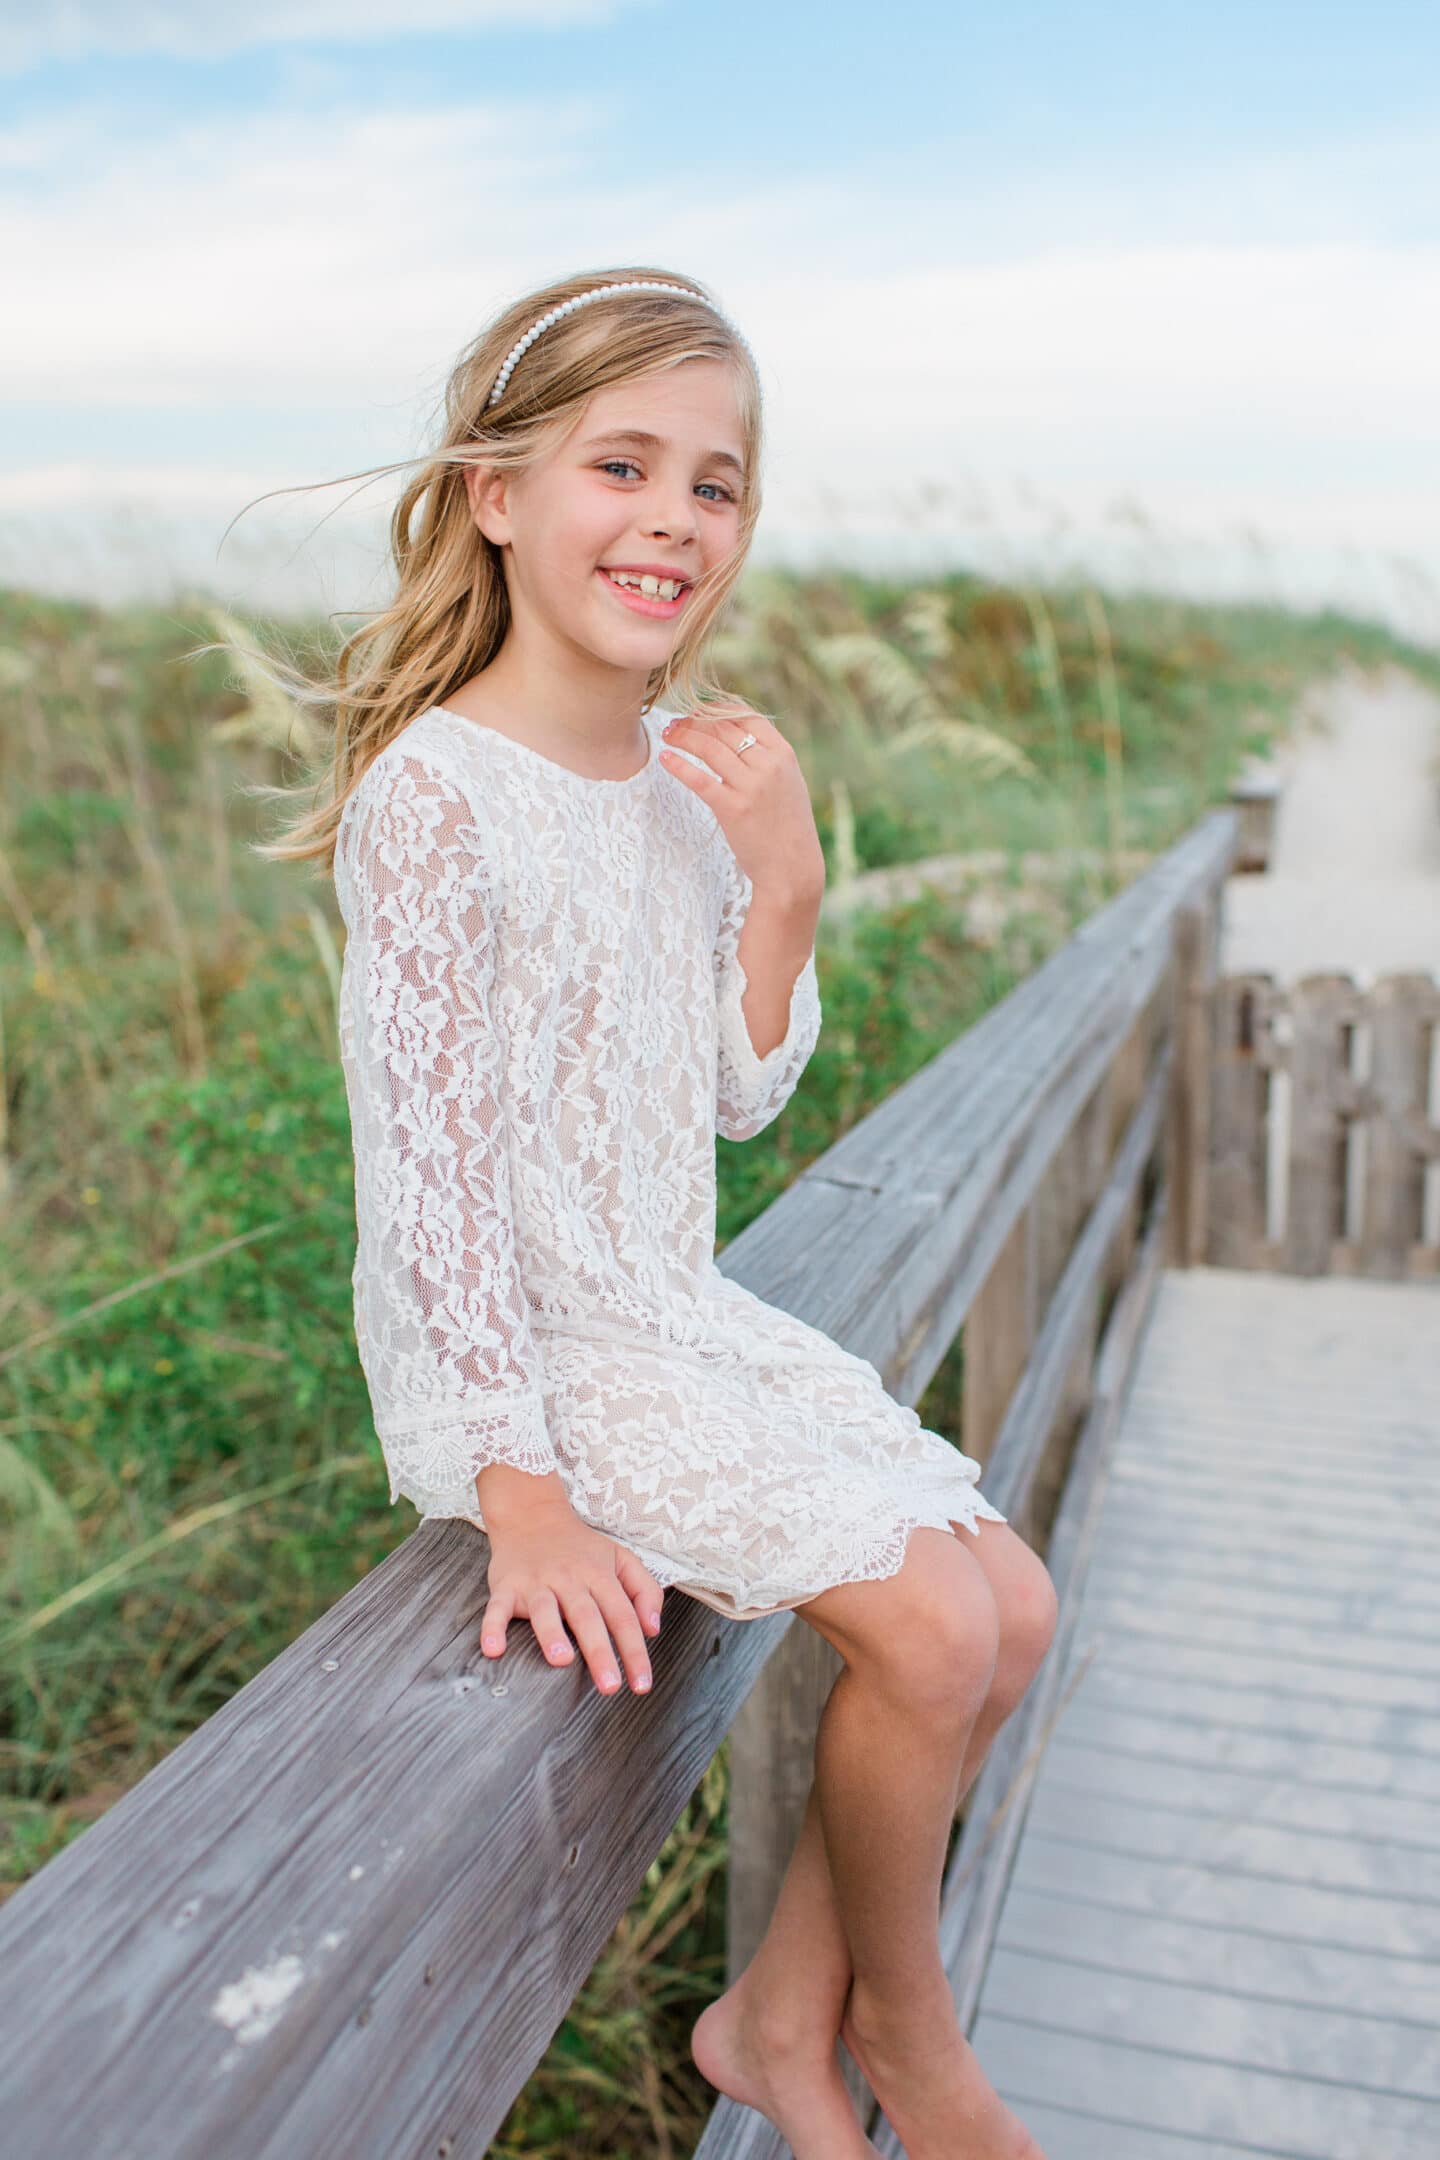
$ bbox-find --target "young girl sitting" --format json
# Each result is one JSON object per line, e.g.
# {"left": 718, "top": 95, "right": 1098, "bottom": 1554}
{"left": 262, "top": 266, "right": 1056, "bottom": 2160}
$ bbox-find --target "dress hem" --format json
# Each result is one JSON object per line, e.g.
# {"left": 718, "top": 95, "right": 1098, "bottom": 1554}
{"left": 661, "top": 1486, "right": 1009, "bottom": 1622}
{"left": 405, "top": 1467, "right": 1008, "bottom": 1627}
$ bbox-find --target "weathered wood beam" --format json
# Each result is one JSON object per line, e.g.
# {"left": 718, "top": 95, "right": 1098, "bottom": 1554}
{"left": 0, "top": 1525, "right": 788, "bottom": 2159}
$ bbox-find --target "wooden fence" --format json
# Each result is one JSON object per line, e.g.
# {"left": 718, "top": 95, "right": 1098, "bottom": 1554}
{"left": 1209, "top": 971, "right": 1440, "bottom": 1279}
{"left": 0, "top": 811, "right": 1238, "bottom": 2160}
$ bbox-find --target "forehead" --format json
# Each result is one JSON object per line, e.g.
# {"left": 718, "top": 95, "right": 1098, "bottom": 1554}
{"left": 577, "top": 362, "right": 746, "bottom": 459}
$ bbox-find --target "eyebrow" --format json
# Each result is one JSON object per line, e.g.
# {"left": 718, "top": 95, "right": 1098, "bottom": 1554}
{"left": 581, "top": 428, "right": 746, "bottom": 478}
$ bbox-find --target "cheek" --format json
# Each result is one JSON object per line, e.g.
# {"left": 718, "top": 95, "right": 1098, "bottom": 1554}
{"left": 530, "top": 486, "right": 616, "bottom": 580}
{"left": 703, "top": 509, "right": 743, "bottom": 565}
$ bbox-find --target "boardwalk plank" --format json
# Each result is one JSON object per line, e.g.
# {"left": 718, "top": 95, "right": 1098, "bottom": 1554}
{"left": 1034, "top": 1732, "right": 1440, "bottom": 1843}
{"left": 1098, "top": 1494, "right": 1440, "bottom": 1556}
{"left": 1087, "top": 1529, "right": 1440, "bottom": 1600}
{"left": 1075, "top": 1565, "right": 1440, "bottom": 1632}
{"left": 987, "top": 2096, "right": 1291, "bottom": 2159}
{"left": 1053, "top": 1700, "right": 1440, "bottom": 1800}
{"left": 992, "top": 1882, "right": 1440, "bottom": 2024}
{"left": 981, "top": 1941, "right": 1440, "bottom": 2096}
{"left": 1108, "top": 1458, "right": 1440, "bottom": 1521}
{"left": 1093, "top": 1502, "right": 1440, "bottom": 1569}
{"left": 974, "top": 2018, "right": 1440, "bottom": 2157}
{"left": 1122, "top": 1406, "right": 1440, "bottom": 1449}
{"left": 1070, "top": 1630, "right": 1440, "bottom": 1714}
{"left": 1066, "top": 1662, "right": 1440, "bottom": 1755}
{"left": 1069, "top": 1595, "right": 1440, "bottom": 1678}
{"left": 1010, "top": 1834, "right": 1440, "bottom": 1957}
{"left": 1023, "top": 1777, "right": 1440, "bottom": 1899}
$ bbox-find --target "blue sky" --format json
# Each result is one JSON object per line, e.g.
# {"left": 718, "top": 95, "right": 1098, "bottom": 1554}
{"left": 3, "top": 1, "right": 1437, "bottom": 628}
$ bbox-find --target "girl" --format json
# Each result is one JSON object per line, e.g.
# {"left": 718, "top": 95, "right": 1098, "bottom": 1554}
{"left": 254, "top": 267, "right": 1056, "bottom": 2160}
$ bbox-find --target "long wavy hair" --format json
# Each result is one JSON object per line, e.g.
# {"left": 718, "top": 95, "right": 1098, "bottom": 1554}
{"left": 219, "top": 265, "right": 764, "bottom": 874}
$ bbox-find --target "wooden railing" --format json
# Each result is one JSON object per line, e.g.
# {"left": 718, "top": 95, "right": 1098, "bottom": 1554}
{"left": 1209, "top": 971, "right": 1440, "bottom": 1279}
{"left": 0, "top": 810, "right": 1238, "bottom": 2160}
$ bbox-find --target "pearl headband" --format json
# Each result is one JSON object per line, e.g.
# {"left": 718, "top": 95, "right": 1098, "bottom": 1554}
{"left": 485, "top": 279, "right": 760, "bottom": 408}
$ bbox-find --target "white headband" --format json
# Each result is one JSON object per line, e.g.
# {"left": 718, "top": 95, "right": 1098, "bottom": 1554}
{"left": 486, "top": 279, "right": 759, "bottom": 408}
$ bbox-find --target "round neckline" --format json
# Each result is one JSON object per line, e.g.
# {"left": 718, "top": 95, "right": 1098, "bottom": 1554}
{"left": 427, "top": 703, "right": 661, "bottom": 790}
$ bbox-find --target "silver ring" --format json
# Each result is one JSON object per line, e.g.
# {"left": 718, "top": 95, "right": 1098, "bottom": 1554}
{"left": 735, "top": 732, "right": 758, "bottom": 756}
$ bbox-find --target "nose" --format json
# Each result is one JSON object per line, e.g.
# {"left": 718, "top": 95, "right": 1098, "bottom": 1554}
{"left": 644, "top": 476, "right": 699, "bottom": 545}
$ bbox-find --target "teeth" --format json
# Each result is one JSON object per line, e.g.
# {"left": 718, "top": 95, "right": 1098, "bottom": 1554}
{"left": 607, "top": 570, "right": 685, "bottom": 600}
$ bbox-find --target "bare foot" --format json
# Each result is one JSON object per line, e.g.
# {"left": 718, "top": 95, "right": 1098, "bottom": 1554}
{"left": 840, "top": 1982, "right": 1046, "bottom": 2160}
{"left": 691, "top": 1979, "right": 883, "bottom": 2160}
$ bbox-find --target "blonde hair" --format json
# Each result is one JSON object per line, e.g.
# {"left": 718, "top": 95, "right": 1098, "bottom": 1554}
{"left": 218, "top": 265, "right": 764, "bottom": 873}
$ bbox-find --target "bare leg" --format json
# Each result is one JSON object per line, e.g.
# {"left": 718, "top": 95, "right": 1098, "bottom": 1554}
{"left": 826, "top": 1527, "right": 1055, "bottom": 2159}
{"left": 690, "top": 1778, "right": 882, "bottom": 2158}
{"left": 691, "top": 1519, "right": 1056, "bottom": 2158}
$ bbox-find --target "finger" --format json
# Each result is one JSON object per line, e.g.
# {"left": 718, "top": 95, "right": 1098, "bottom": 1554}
{"left": 686, "top": 705, "right": 778, "bottom": 754}
{"left": 614, "top": 1549, "right": 665, "bottom": 1634}
{"left": 591, "top": 1576, "right": 654, "bottom": 1693}
{"left": 528, "top": 1590, "right": 575, "bottom": 1667}
{"left": 657, "top": 739, "right": 716, "bottom": 792}
{"left": 561, "top": 1588, "right": 627, "bottom": 1696}
{"left": 659, "top": 713, "right": 762, "bottom": 788}
{"left": 480, "top": 1590, "right": 513, "bottom": 1656}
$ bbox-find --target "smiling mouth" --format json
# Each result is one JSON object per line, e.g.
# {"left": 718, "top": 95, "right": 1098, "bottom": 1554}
{"left": 597, "top": 567, "right": 693, "bottom": 617}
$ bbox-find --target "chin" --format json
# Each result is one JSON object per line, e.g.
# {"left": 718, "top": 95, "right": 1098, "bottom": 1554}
{"left": 592, "top": 615, "right": 682, "bottom": 661}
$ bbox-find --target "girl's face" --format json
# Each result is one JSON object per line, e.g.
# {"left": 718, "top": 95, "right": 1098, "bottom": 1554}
{"left": 470, "top": 357, "right": 747, "bottom": 686}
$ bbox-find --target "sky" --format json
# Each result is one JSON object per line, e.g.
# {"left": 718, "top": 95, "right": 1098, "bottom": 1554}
{"left": 3, "top": 0, "right": 1438, "bottom": 634}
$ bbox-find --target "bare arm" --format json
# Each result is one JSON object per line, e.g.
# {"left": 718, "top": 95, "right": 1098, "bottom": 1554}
{"left": 475, "top": 1462, "right": 572, "bottom": 1521}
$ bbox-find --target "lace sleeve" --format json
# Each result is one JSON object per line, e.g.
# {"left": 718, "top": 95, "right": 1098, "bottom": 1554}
{"left": 335, "top": 750, "right": 560, "bottom": 1523}
{"left": 712, "top": 837, "right": 823, "bottom": 1144}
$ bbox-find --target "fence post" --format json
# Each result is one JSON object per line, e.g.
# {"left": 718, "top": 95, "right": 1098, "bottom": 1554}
{"left": 1360, "top": 973, "right": 1440, "bottom": 1279}
{"left": 962, "top": 1204, "right": 1039, "bottom": 1471}
{"left": 1228, "top": 764, "right": 1281, "bottom": 872}
{"left": 1165, "top": 898, "right": 1217, "bottom": 1267}
{"left": 1285, "top": 974, "right": 1365, "bottom": 1276}
{"left": 1207, "top": 973, "right": 1275, "bottom": 1269}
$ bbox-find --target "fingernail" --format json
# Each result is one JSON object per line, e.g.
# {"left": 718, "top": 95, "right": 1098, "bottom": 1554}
{"left": 636, "top": 1673, "right": 652, "bottom": 1692}
{"left": 550, "top": 1642, "right": 566, "bottom": 1657}
{"left": 647, "top": 1611, "right": 661, "bottom": 1628}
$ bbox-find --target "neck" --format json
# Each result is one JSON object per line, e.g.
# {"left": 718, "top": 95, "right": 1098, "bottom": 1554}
{"left": 440, "top": 633, "right": 660, "bottom": 780}
{"left": 463, "top": 630, "right": 653, "bottom": 764}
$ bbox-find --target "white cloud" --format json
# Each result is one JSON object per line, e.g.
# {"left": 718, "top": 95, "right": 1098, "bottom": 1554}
{"left": 2, "top": 83, "right": 1436, "bottom": 629}
{"left": 757, "top": 247, "right": 1440, "bottom": 438}
{"left": 0, "top": 0, "right": 648, "bottom": 74}
{"left": 0, "top": 461, "right": 291, "bottom": 509}
{"left": 8, "top": 89, "right": 1436, "bottom": 439}
{"left": 3, "top": 97, "right": 614, "bottom": 404}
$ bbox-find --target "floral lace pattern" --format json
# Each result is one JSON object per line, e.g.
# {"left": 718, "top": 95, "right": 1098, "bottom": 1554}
{"left": 333, "top": 704, "right": 1004, "bottom": 1620}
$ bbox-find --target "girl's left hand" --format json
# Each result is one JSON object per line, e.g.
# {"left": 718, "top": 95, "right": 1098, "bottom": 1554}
{"left": 658, "top": 703, "right": 825, "bottom": 903}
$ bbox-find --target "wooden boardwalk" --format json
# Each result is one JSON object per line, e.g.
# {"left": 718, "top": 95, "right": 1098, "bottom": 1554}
{"left": 972, "top": 1264, "right": 1440, "bottom": 2160}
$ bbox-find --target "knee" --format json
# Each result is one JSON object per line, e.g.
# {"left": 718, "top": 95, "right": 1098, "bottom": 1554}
{"left": 993, "top": 1550, "right": 1059, "bottom": 1698}
{"left": 854, "top": 1536, "right": 1000, "bottom": 1724}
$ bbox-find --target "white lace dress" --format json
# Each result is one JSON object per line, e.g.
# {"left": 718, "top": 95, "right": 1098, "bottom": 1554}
{"left": 332, "top": 701, "right": 1006, "bottom": 1621}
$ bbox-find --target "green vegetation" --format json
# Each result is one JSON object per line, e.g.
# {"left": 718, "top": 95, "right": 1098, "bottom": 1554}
{"left": 2, "top": 565, "right": 1434, "bottom": 2153}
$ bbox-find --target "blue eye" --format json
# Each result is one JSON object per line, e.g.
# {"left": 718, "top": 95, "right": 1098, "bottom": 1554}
{"left": 597, "top": 459, "right": 736, "bottom": 504}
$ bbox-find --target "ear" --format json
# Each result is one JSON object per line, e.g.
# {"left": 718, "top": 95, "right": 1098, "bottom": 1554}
{"left": 463, "top": 459, "right": 511, "bottom": 546}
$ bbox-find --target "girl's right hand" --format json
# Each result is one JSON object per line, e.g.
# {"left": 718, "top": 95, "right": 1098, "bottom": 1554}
{"left": 479, "top": 1503, "right": 665, "bottom": 1697}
